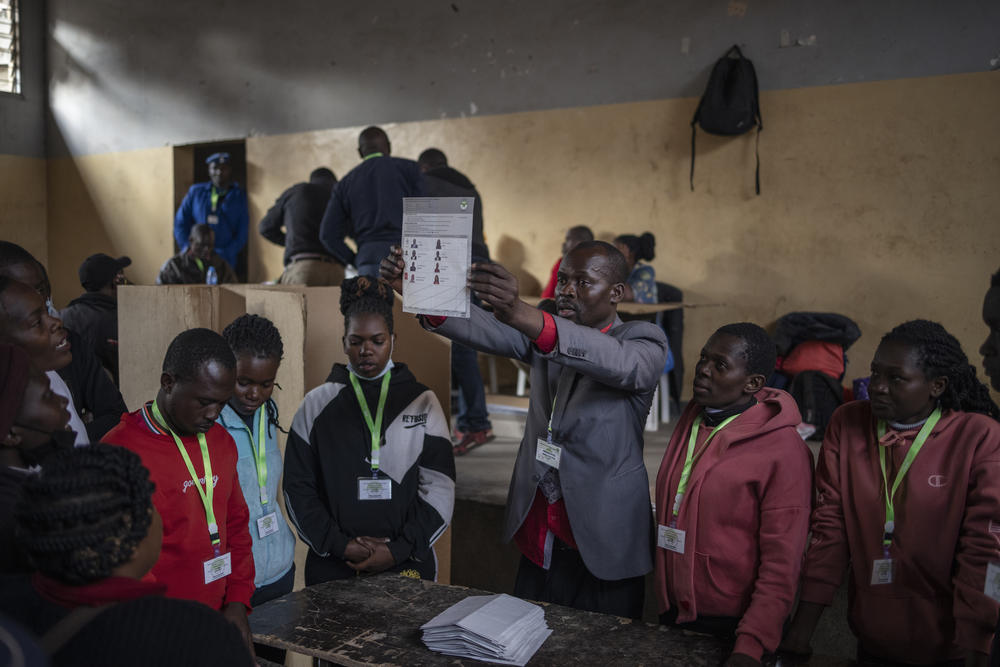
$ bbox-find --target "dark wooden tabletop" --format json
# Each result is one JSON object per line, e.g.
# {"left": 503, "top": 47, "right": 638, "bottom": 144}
{"left": 250, "top": 574, "right": 850, "bottom": 666}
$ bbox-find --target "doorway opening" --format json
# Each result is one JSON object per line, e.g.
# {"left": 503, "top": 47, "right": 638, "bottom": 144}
{"left": 172, "top": 139, "right": 249, "bottom": 281}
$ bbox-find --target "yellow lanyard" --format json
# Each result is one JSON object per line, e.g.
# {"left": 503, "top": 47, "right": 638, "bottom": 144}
{"left": 152, "top": 400, "right": 220, "bottom": 555}
{"left": 671, "top": 413, "right": 738, "bottom": 524}
{"left": 875, "top": 406, "right": 941, "bottom": 552}
{"left": 349, "top": 370, "right": 391, "bottom": 473}
{"left": 241, "top": 406, "right": 269, "bottom": 505}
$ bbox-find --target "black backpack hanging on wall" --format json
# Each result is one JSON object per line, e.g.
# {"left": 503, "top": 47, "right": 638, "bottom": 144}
{"left": 690, "top": 44, "right": 762, "bottom": 195}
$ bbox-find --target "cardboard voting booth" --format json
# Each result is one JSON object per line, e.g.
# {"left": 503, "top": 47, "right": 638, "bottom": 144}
{"left": 117, "top": 285, "right": 454, "bottom": 584}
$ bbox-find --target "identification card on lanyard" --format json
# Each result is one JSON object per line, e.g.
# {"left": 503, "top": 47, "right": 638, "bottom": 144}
{"left": 871, "top": 406, "right": 941, "bottom": 585}
{"left": 246, "top": 406, "right": 279, "bottom": 537}
{"left": 656, "top": 412, "right": 738, "bottom": 555}
{"left": 350, "top": 370, "right": 393, "bottom": 501}
{"left": 985, "top": 562, "right": 1000, "bottom": 602}
{"left": 151, "top": 401, "right": 228, "bottom": 584}
{"left": 257, "top": 513, "right": 279, "bottom": 538}
{"left": 536, "top": 395, "right": 563, "bottom": 469}
{"left": 204, "top": 552, "right": 232, "bottom": 583}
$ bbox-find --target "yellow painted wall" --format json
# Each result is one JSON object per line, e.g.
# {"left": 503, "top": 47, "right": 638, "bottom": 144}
{"left": 46, "top": 147, "right": 175, "bottom": 307}
{"left": 246, "top": 72, "right": 1000, "bottom": 394}
{"left": 49, "top": 72, "right": 1000, "bottom": 394}
{"left": 0, "top": 154, "right": 48, "bottom": 265}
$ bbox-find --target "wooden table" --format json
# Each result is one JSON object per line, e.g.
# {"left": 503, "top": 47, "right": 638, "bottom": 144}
{"left": 250, "top": 575, "right": 849, "bottom": 666}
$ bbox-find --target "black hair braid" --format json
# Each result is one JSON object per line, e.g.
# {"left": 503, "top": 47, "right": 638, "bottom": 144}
{"left": 15, "top": 444, "right": 155, "bottom": 585}
{"left": 222, "top": 314, "right": 284, "bottom": 362}
{"left": 881, "top": 319, "right": 999, "bottom": 419}
{"left": 265, "top": 397, "right": 287, "bottom": 436}
{"left": 339, "top": 276, "right": 394, "bottom": 334}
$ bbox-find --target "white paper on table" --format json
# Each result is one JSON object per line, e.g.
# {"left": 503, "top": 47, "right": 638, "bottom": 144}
{"left": 421, "top": 594, "right": 551, "bottom": 666}
{"left": 400, "top": 197, "right": 473, "bottom": 318}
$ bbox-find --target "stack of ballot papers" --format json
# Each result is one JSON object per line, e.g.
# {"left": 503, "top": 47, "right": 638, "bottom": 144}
{"left": 420, "top": 594, "right": 552, "bottom": 665}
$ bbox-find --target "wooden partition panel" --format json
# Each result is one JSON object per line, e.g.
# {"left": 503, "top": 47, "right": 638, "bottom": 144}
{"left": 117, "top": 285, "right": 247, "bottom": 411}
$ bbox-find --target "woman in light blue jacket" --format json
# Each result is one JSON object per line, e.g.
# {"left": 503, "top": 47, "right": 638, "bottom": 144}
{"left": 219, "top": 314, "right": 297, "bottom": 664}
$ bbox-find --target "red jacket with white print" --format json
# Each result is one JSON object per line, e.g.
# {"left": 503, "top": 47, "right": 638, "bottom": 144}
{"left": 103, "top": 403, "right": 255, "bottom": 611}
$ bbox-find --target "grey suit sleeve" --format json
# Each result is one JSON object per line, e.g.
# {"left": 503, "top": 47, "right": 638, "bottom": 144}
{"left": 542, "top": 317, "right": 667, "bottom": 392}
{"left": 424, "top": 304, "right": 534, "bottom": 362}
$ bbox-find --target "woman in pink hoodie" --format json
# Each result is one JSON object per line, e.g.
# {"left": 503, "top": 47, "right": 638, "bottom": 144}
{"left": 655, "top": 323, "right": 813, "bottom": 667}
{"left": 783, "top": 319, "right": 1000, "bottom": 666}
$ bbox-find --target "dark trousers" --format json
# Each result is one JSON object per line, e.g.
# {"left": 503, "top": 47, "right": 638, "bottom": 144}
{"left": 452, "top": 340, "right": 491, "bottom": 433}
{"left": 250, "top": 564, "right": 295, "bottom": 665}
{"left": 513, "top": 547, "right": 645, "bottom": 619}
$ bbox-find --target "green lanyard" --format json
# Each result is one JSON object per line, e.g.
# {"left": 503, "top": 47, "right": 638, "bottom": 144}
{"left": 875, "top": 406, "right": 942, "bottom": 551}
{"left": 348, "top": 370, "right": 391, "bottom": 473}
{"left": 152, "top": 400, "right": 221, "bottom": 555}
{"left": 243, "top": 407, "right": 269, "bottom": 506}
{"left": 362, "top": 152, "right": 384, "bottom": 161}
{"left": 194, "top": 257, "right": 205, "bottom": 274}
{"left": 210, "top": 186, "right": 221, "bottom": 212}
{"left": 671, "top": 412, "right": 739, "bottom": 523}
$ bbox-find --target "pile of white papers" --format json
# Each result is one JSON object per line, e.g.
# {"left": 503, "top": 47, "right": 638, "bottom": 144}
{"left": 420, "top": 594, "right": 552, "bottom": 665}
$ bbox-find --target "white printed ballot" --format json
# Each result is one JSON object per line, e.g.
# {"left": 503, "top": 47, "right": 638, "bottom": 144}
{"left": 420, "top": 593, "right": 551, "bottom": 666}
{"left": 401, "top": 197, "right": 473, "bottom": 318}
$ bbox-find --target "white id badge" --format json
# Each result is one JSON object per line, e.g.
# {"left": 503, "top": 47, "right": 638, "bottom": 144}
{"left": 257, "top": 512, "right": 279, "bottom": 538}
{"left": 657, "top": 524, "right": 686, "bottom": 554}
{"left": 358, "top": 477, "right": 392, "bottom": 500}
{"left": 203, "top": 552, "right": 232, "bottom": 584}
{"left": 206, "top": 214, "right": 219, "bottom": 225}
{"left": 535, "top": 439, "right": 562, "bottom": 469}
{"left": 985, "top": 562, "right": 1000, "bottom": 602}
{"left": 871, "top": 558, "right": 894, "bottom": 585}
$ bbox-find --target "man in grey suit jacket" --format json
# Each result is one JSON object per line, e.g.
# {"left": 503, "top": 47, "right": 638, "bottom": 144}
{"left": 382, "top": 241, "right": 667, "bottom": 618}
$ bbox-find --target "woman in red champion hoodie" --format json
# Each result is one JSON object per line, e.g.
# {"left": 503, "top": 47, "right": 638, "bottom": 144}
{"left": 783, "top": 319, "right": 1000, "bottom": 666}
{"left": 655, "top": 322, "right": 813, "bottom": 667}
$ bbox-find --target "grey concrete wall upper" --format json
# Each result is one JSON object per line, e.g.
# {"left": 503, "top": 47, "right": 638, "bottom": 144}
{"left": 47, "top": 0, "right": 1000, "bottom": 157}
{"left": 0, "top": 0, "right": 46, "bottom": 157}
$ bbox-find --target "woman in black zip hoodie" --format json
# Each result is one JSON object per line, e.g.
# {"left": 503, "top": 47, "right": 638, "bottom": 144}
{"left": 283, "top": 277, "right": 456, "bottom": 585}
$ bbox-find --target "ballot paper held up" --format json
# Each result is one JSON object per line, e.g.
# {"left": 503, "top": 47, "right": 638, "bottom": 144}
{"left": 401, "top": 197, "right": 473, "bottom": 318}
{"left": 420, "top": 593, "right": 551, "bottom": 666}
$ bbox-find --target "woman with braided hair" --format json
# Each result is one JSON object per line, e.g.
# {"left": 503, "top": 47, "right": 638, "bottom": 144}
{"left": 217, "top": 313, "right": 296, "bottom": 664}
{"left": 783, "top": 319, "right": 1000, "bottom": 666}
{"left": 283, "top": 276, "right": 455, "bottom": 586}
{"left": 0, "top": 443, "right": 253, "bottom": 666}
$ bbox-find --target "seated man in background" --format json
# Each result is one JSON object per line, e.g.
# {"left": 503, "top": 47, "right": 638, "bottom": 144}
{"left": 158, "top": 224, "right": 238, "bottom": 285}
{"left": 102, "top": 328, "right": 255, "bottom": 656}
{"left": 60, "top": 253, "right": 130, "bottom": 386}
{"left": 0, "top": 443, "right": 254, "bottom": 666}
{"left": 0, "top": 243, "right": 126, "bottom": 442}
{"left": 259, "top": 167, "right": 345, "bottom": 286}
